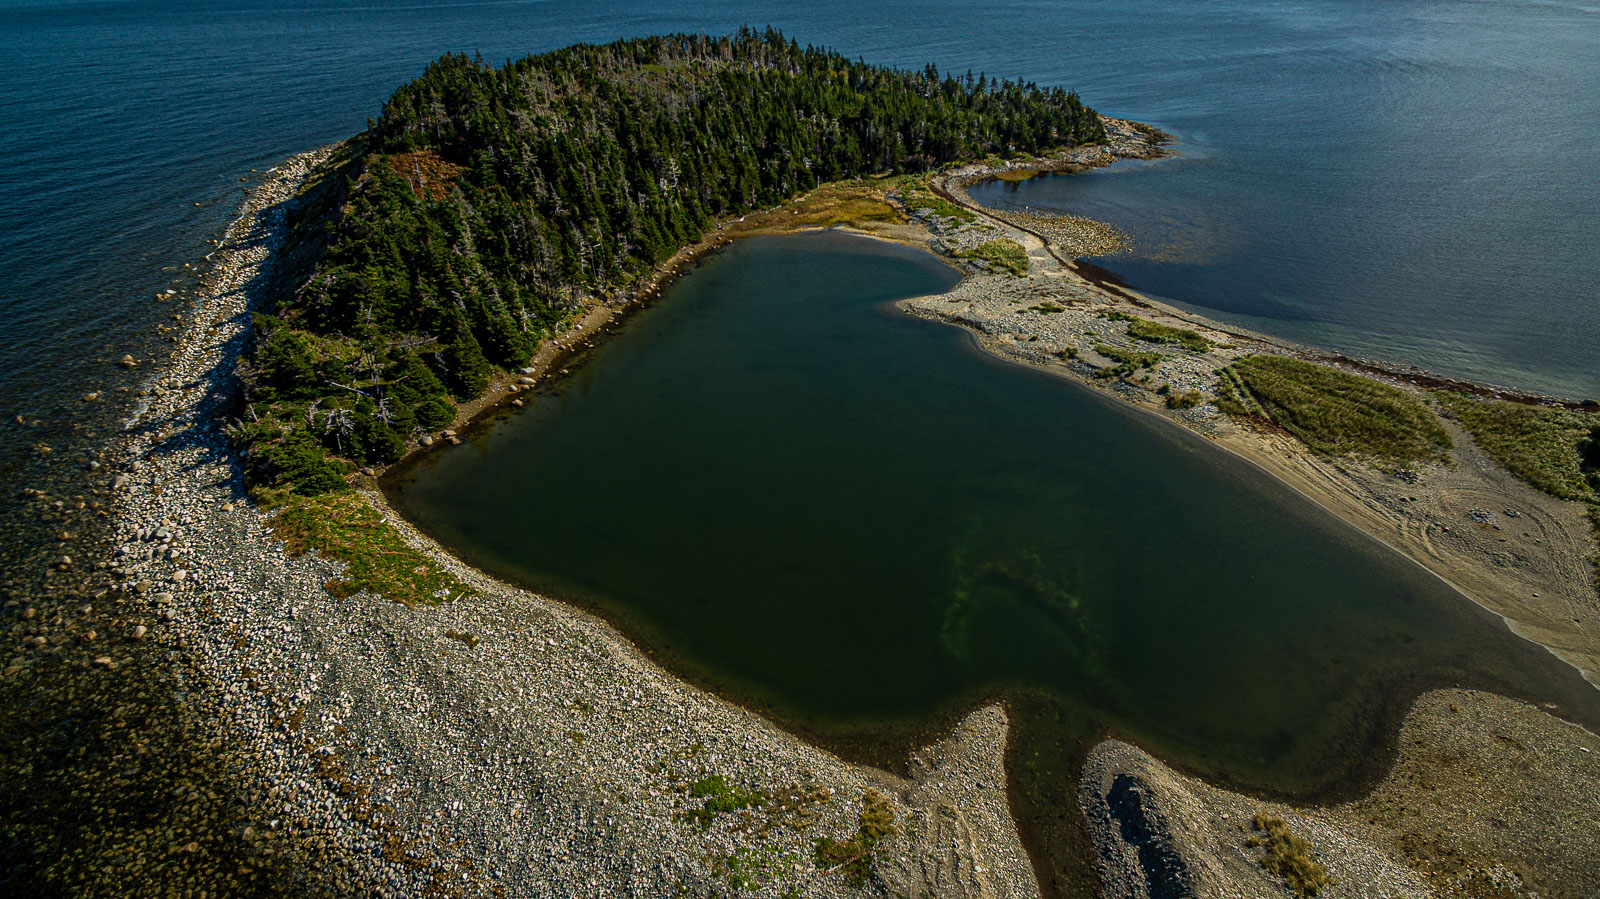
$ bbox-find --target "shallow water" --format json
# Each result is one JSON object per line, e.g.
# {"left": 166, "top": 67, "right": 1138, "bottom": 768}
{"left": 390, "top": 231, "right": 1600, "bottom": 894}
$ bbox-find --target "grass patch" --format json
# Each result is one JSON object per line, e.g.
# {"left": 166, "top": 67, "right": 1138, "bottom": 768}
{"left": 960, "top": 238, "right": 1029, "bottom": 276}
{"left": 1434, "top": 392, "right": 1599, "bottom": 502}
{"left": 895, "top": 174, "right": 975, "bottom": 223}
{"left": 1165, "top": 389, "right": 1204, "bottom": 410}
{"left": 736, "top": 179, "right": 903, "bottom": 232}
{"left": 1096, "top": 309, "right": 1133, "bottom": 322}
{"left": 1222, "top": 355, "right": 1452, "bottom": 464}
{"left": 267, "top": 492, "right": 472, "bottom": 604}
{"left": 443, "top": 629, "right": 478, "bottom": 648}
{"left": 1029, "top": 301, "right": 1066, "bottom": 314}
{"left": 686, "top": 774, "right": 767, "bottom": 829}
{"left": 1248, "top": 814, "right": 1334, "bottom": 897}
{"left": 814, "top": 789, "right": 895, "bottom": 887}
{"left": 1127, "top": 318, "right": 1211, "bottom": 352}
{"left": 1093, "top": 343, "right": 1165, "bottom": 379}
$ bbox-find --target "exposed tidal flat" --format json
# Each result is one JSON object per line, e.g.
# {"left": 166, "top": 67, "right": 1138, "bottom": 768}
{"left": 4, "top": 124, "right": 1593, "bottom": 899}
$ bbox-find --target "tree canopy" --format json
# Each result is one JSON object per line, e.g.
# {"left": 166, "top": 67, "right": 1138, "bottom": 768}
{"left": 236, "top": 28, "right": 1105, "bottom": 499}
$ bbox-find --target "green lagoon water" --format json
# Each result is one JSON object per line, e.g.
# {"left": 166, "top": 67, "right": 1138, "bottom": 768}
{"left": 389, "top": 232, "right": 1600, "bottom": 894}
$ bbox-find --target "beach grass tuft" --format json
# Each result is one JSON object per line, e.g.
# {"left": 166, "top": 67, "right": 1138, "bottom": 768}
{"left": 1093, "top": 343, "right": 1164, "bottom": 379}
{"left": 1126, "top": 318, "right": 1211, "bottom": 352}
{"left": 894, "top": 174, "right": 975, "bottom": 223}
{"left": 1434, "top": 392, "right": 1599, "bottom": 502}
{"left": 960, "top": 238, "right": 1030, "bottom": 277}
{"left": 267, "top": 492, "right": 472, "bottom": 605}
{"left": 1220, "top": 355, "right": 1452, "bottom": 464}
{"left": 814, "top": 789, "right": 895, "bottom": 886}
{"left": 1249, "top": 814, "right": 1333, "bottom": 897}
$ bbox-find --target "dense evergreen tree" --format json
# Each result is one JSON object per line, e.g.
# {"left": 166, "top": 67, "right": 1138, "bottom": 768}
{"left": 236, "top": 29, "right": 1104, "bottom": 497}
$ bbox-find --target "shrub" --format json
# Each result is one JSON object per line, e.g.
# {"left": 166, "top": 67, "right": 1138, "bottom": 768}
{"left": 1166, "top": 390, "right": 1203, "bottom": 410}
{"left": 413, "top": 396, "right": 457, "bottom": 431}
{"left": 251, "top": 430, "right": 351, "bottom": 499}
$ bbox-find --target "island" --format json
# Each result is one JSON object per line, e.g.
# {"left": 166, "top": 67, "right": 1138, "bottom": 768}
{"left": 89, "top": 29, "right": 1599, "bottom": 899}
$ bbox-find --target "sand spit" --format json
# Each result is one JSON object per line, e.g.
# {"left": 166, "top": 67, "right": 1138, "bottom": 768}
{"left": 1081, "top": 690, "right": 1600, "bottom": 899}
{"left": 96, "top": 110, "right": 1599, "bottom": 899}
{"left": 890, "top": 133, "right": 1600, "bottom": 898}
{"left": 104, "top": 149, "right": 1038, "bottom": 897}
{"left": 897, "top": 155, "right": 1600, "bottom": 694}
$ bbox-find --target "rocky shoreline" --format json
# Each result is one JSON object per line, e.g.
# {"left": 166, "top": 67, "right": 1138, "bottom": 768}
{"left": 61, "top": 111, "right": 1600, "bottom": 899}
{"left": 98, "top": 149, "right": 1041, "bottom": 897}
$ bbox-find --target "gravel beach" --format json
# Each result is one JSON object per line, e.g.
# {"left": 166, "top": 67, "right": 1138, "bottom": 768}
{"left": 98, "top": 148, "right": 1039, "bottom": 897}
{"left": 65, "top": 114, "right": 1600, "bottom": 899}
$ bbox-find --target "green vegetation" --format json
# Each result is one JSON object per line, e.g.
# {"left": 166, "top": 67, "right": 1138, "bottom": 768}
{"left": 686, "top": 774, "right": 768, "bottom": 828}
{"left": 1165, "top": 389, "right": 1203, "bottom": 410}
{"left": 1028, "top": 301, "right": 1066, "bottom": 314}
{"left": 1219, "top": 355, "right": 1452, "bottom": 464}
{"left": 1434, "top": 393, "right": 1599, "bottom": 502}
{"left": 1095, "top": 309, "right": 1133, "bottom": 322}
{"left": 732, "top": 178, "right": 902, "bottom": 232}
{"left": 1126, "top": 318, "right": 1211, "bottom": 352}
{"left": 1092, "top": 343, "right": 1164, "bottom": 379}
{"left": 1248, "top": 814, "right": 1333, "bottom": 897}
{"left": 443, "top": 629, "right": 478, "bottom": 648}
{"left": 959, "top": 238, "right": 1029, "bottom": 276}
{"left": 895, "top": 173, "right": 975, "bottom": 222}
{"left": 235, "top": 30, "right": 1105, "bottom": 496}
{"left": 266, "top": 493, "right": 472, "bottom": 604}
{"left": 814, "top": 789, "right": 895, "bottom": 887}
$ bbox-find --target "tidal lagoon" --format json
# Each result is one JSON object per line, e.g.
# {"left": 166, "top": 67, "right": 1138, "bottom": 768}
{"left": 389, "top": 231, "right": 1600, "bottom": 892}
